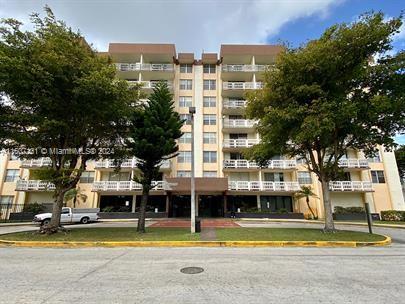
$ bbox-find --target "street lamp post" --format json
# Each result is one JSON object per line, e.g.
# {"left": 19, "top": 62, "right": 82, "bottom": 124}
{"left": 189, "top": 107, "right": 196, "bottom": 233}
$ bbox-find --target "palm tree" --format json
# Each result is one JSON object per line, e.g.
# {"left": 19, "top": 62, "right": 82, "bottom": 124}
{"left": 63, "top": 187, "right": 88, "bottom": 208}
{"left": 295, "top": 186, "right": 318, "bottom": 219}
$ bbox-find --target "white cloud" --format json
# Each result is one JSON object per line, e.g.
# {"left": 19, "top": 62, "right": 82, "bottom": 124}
{"left": 0, "top": 0, "right": 341, "bottom": 55}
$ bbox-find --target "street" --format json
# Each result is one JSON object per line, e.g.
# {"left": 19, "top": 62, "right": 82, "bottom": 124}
{"left": 1, "top": 221, "right": 405, "bottom": 303}
{"left": 0, "top": 245, "right": 404, "bottom": 304}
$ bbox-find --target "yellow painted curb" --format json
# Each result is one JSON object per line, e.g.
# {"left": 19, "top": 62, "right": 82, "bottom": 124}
{"left": 0, "top": 236, "right": 391, "bottom": 248}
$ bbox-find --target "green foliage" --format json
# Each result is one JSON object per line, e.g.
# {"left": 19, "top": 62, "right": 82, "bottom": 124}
{"left": 101, "top": 206, "right": 114, "bottom": 213}
{"left": 126, "top": 81, "right": 183, "bottom": 188}
{"left": 395, "top": 145, "right": 405, "bottom": 181}
{"left": 246, "top": 12, "right": 404, "bottom": 230}
{"left": 23, "top": 202, "right": 45, "bottom": 214}
{"left": 334, "top": 206, "right": 365, "bottom": 214}
{"left": 381, "top": 210, "right": 405, "bottom": 221}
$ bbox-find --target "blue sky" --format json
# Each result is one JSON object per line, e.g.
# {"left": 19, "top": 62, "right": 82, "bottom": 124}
{"left": 1, "top": 0, "right": 403, "bottom": 143}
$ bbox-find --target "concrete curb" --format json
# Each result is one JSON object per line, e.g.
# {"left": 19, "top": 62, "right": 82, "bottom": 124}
{"left": 237, "top": 219, "right": 405, "bottom": 229}
{"left": 0, "top": 236, "right": 391, "bottom": 248}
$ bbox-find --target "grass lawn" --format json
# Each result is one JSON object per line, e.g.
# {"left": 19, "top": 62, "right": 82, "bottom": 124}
{"left": 0, "top": 228, "right": 200, "bottom": 242}
{"left": 335, "top": 220, "right": 405, "bottom": 226}
{"left": 0, "top": 227, "right": 386, "bottom": 242}
{"left": 215, "top": 228, "right": 386, "bottom": 242}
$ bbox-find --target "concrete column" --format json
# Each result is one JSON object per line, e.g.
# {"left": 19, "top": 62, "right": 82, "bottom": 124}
{"left": 257, "top": 195, "right": 261, "bottom": 211}
{"left": 381, "top": 148, "right": 405, "bottom": 210}
{"left": 165, "top": 195, "right": 170, "bottom": 214}
{"left": 195, "top": 194, "right": 199, "bottom": 217}
{"left": 193, "top": 65, "right": 204, "bottom": 177}
{"left": 132, "top": 195, "right": 136, "bottom": 213}
{"left": 223, "top": 193, "right": 227, "bottom": 215}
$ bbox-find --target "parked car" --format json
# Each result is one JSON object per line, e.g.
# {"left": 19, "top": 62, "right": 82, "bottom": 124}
{"left": 33, "top": 207, "right": 99, "bottom": 226}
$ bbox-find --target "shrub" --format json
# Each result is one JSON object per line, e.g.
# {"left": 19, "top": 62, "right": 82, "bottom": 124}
{"left": 22, "top": 202, "right": 45, "bottom": 214}
{"left": 277, "top": 208, "right": 289, "bottom": 214}
{"left": 101, "top": 206, "right": 114, "bottom": 213}
{"left": 380, "top": 210, "right": 405, "bottom": 221}
{"left": 334, "top": 206, "right": 365, "bottom": 214}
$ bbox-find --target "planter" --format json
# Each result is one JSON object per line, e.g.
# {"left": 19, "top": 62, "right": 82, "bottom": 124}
{"left": 333, "top": 213, "right": 366, "bottom": 221}
{"left": 98, "top": 212, "right": 168, "bottom": 219}
{"left": 225, "top": 212, "right": 304, "bottom": 219}
{"left": 9, "top": 212, "right": 35, "bottom": 221}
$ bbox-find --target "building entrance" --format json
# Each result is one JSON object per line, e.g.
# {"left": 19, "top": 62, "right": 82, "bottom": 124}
{"left": 198, "top": 195, "right": 224, "bottom": 217}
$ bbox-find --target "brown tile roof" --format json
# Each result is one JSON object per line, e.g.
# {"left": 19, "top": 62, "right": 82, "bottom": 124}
{"left": 220, "top": 44, "right": 284, "bottom": 56}
{"left": 108, "top": 43, "right": 176, "bottom": 55}
{"left": 177, "top": 53, "right": 195, "bottom": 63}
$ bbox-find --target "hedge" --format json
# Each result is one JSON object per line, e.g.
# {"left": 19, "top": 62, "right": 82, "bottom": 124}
{"left": 380, "top": 210, "right": 405, "bottom": 222}
{"left": 334, "top": 206, "right": 365, "bottom": 214}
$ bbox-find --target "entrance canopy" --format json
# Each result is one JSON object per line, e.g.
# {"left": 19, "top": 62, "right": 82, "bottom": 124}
{"left": 165, "top": 177, "right": 228, "bottom": 193}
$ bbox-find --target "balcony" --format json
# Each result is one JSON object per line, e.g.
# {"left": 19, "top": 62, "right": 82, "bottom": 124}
{"left": 338, "top": 159, "right": 369, "bottom": 169}
{"left": 228, "top": 181, "right": 300, "bottom": 192}
{"left": 223, "top": 139, "right": 259, "bottom": 149}
{"left": 92, "top": 181, "right": 165, "bottom": 192}
{"left": 222, "top": 99, "right": 247, "bottom": 114}
{"left": 329, "top": 181, "right": 373, "bottom": 192}
{"left": 16, "top": 180, "right": 55, "bottom": 191}
{"left": 20, "top": 158, "right": 52, "bottom": 168}
{"left": 223, "top": 159, "right": 297, "bottom": 170}
{"left": 222, "top": 64, "right": 270, "bottom": 73}
{"left": 128, "top": 80, "right": 173, "bottom": 90}
{"left": 95, "top": 158, "right": 170, "bottom": 170}
{"left": 116, "top": 63, "right": 174, "bottom": 72}
{"left": 223, "top": 119, "right": 257, "bottom": 132}
{"left": 222, "top": 82, "right": 263, "bottom": 90}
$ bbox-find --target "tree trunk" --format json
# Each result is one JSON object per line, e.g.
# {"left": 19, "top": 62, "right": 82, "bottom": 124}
{"left": 137, "top": 187, "right": 149, "bottom": 233}
{"left": 321, "top": 180, "right": 335, "bottom": 232}
{"left": 45, "top": 188, "right": 66, "bottom": 234}
{"left": 306, "top": 197, "right": 316, "bottom": 219}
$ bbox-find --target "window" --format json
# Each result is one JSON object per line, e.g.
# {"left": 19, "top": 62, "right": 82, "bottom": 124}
{"left": 203, "top": 64, "right": 216, "bottom": 74}
{"left": 367, "top": 152, "right": 381, "bottom": 163}
{"left": 108, "top": 172, "right": 130, "bottom": 181}
{"left": 177, "top": 170, "right": 191, "bottom": 177}
{"left": 203, "top": 97, "right": 216, "bottom": 107}
{"left": 180, "top": 114, "right": 192, "bottom": 125}
{"left": 9, "top": 154, "right": 19, "bottom": 161}
{"left": 179, "top": 96, "right": 192, "bottom": 108}
{"left": 264, "top": 172, "right": 284, "bottom": 182}
{"left": 203, "top": 171, "right": 217, "bottom": 178}
{"left": 203, "top": 132, "right": 216, "bottom": 144}
{"left": 230, "top": 133, "right": 247, "bottom": 139}
{"left": 80, "top": 171, "right": 95, "bottom": 183}
{"left": 180, "top": 64, "right": 192, "bottom": 73}
{"left": 298, "top": 172, "right": 312, "bottom": 184}
{"left": 203, "top": 114, "right": 216, "bottom": 125}
{"left": 179, "top": 133, "right": 192, "bottom": 144}
{"left": 371, "top": 170, "right": 385, "bottom": 183}
{"left": 0, "top": 196, "right": 14, "bottom": 205}
{"left": 203, "top": 151, "right": 217, "bottom": 163}
{"left": 180, "top": 79, "right": 192, "bottom": 90}
{"left": 4, "top": 169, "right": 19, "bottom": 182}
{"left": 178, "top": 151, "right": 192, "bottom": 163}
{"left": 203, "top": 80, "right": 216, "bottom": 90}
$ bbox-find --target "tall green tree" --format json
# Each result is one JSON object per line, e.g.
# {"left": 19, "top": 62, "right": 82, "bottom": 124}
{"left": 126, "top": 82, "right": 183, "bottom": 233}
{"left": 395, "top": 145, "right": 405, "bottom": 182}
{"left": 0, "top": 7, "right": 138, "bottom": 233}
{"left": 247, "top": 13, "right": 405, "bottom": 232}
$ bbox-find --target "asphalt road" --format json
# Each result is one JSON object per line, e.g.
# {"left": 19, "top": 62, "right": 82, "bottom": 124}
{"left": 0, "top": 246, "right": 404, "bottom": 304}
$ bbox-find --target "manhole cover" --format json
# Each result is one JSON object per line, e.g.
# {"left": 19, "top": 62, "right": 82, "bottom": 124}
{"left": 180, "top": 267, "right": 204, "bottom": 274}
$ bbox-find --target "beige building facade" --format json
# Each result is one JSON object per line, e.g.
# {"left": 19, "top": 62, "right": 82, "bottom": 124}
{"left": 1, "top": 43, "right": 404, "bottom": 219}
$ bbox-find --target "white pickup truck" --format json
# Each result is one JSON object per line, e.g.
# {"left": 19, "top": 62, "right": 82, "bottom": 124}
{"left": 33, "top": 207, "right": 100, "bottom": 226}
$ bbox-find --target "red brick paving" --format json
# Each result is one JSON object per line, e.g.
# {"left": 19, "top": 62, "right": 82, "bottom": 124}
{"left": 150, "top": 219, "right": 240, "bottom": 228}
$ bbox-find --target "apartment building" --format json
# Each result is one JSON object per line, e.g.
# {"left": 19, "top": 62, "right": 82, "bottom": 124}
{"left": 0, "top": 43, "right": 404, "bottom": 219}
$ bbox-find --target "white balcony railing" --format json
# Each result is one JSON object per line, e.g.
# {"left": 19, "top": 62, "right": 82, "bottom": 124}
{"left": 16, "top": 180, "right": 55, "bottom": 191}
{"left": 116, "top": 63, "right": 174, "bottom": 72}
{"left": 223, "top": 82, "right": 264, "bottom": 90}
{"left": 223, "top": 99, "right": 248, "bottom": 109}
{"left": 338, "top": 159, "right": 369, "bottom": 169}
{"left": 128, "top": 80, "right": 173, "bottom": 89}
{"left": 92, "top": 181, "right": 165, "bottom": 192}
{"left": 221, "top": 64, "right": 271, "bottom": 72}
{"left": 223, "top": 159, "right": 297, "bottom": 170}
{"left": 20, "top": 158, "right": 52, "bottom": 168}
{"left": 223, "top": 139, "right": 260, "bottom": 148}
{"left": 223, "top": 119, "right": 256, "bottom": 128}
{"left": 95, "top": 158, "right": 170, "bottom": 170}
{"left": 228, "top": 181, "right": 300, "bottom": 192}
{"left": 329, "top": 181, "right": 373, "bottom": 192}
